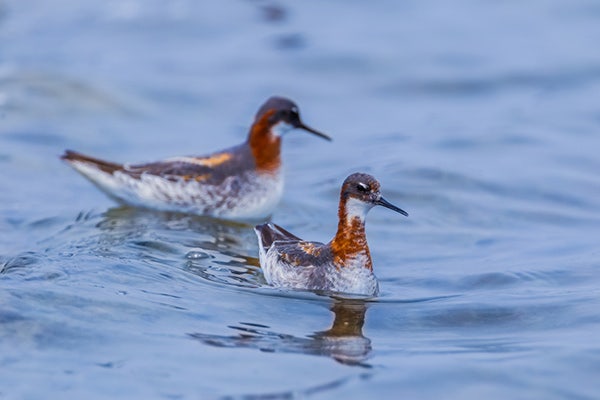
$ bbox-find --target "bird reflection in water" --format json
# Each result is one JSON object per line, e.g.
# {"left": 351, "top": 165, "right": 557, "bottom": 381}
{"left": 189, "top": 299, "right": 371, "bottom": 367}
{"left": 95, "top": 205, "right": 256, "bottom": 252}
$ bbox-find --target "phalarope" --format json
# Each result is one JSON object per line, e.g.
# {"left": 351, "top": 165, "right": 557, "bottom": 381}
{"left": 61, "top": 96, "right": 330, "bottom": 219}
{"left": 255, "top": 173, "right": 408, "bottom": 296}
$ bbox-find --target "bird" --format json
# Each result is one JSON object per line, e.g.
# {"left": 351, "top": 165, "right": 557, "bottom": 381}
{"left": 61, "top": 96, "right": 330, "bottom": 219}
{"left": 254, "top": 172, "right": 408, "bottom": 296}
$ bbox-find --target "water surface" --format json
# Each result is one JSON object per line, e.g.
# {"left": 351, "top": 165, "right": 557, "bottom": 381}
{"left": 1, "top": 1, "right": 600, "bottom": 398}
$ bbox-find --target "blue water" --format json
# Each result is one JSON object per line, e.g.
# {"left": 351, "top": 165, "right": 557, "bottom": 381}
{"left": 2, "top": 1, "right": 600, "bottom": 398}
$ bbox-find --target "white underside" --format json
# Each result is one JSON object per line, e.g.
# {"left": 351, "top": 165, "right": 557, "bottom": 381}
{"left": 70, "top": 161, "right": 284, "bottom": 219}
{"left": 255, "top": 235, "right": 379, "bottom": 296}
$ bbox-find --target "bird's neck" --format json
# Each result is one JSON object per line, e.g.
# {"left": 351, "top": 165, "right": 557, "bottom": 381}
{"left": 330, "top": 198, "right": 373, "bottom": 270}
{"left": 247, "top": 111, "right": 282, "bottom": 174}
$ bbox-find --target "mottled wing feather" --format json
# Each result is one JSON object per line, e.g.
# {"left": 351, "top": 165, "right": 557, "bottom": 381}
{"left": 256, "top": 223, "right": 332, "bottom": 267}
{"left": 64, "top": 143, "right": 255, "bottom": 185}
{"left": 272, "top": 241, "right": 331, "bottom": 267}
{"left": 124, "top": 160, "right": 215, "bottom": 182}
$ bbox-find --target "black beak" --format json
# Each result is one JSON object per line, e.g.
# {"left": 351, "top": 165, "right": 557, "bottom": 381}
{"left": 376, "top": 196, "right": 408, "bottom": 217}
{"left": 296, "top": 122, "right": 332, "bottom": 141}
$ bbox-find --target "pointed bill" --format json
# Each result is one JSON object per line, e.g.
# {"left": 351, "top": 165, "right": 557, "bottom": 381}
{"left": 376, "top": 196, "right": 408, "bottom": 216}
{"left": 297, "top": 122, "right": 332, "bottom": 141}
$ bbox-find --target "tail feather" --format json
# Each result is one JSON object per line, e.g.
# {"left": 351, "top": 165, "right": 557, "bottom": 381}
{"left": 254, "top": 223, "right": 302, "bottom": 249}
{"left": 61, "top": 150, "right": 123, "bottom": 174}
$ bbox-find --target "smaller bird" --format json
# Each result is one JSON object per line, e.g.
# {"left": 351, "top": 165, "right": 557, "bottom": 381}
{"left": 61, "top": 96, "right": 330, "bottom": 219}
{"left": 255, "top": 173, "right": 408, "bottom": 296}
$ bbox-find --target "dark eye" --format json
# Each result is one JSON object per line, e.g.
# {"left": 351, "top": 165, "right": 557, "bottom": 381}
{"left": 357, "top": 182, "right": 370, "bottom": 192}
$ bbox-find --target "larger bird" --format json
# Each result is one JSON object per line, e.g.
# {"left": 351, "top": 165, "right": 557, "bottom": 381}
{"left": 255, "top": 173, "right": 408, "bottom": 296}
{"left": 61, "top": 96, "right": 330, "bottom": 219}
